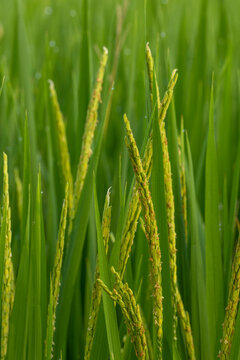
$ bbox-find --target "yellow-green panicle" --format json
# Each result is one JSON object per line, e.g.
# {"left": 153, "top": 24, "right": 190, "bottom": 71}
{"left": 219, "top": 228, "right": 240, "bottom": 359}
{"left": 1, "top": 153, "right": 15, "bottom": 360}
{"left": 146, "top": 48, "right": 194, "bottom": 355}
{"left": 52, "top": 183, "right": 68, "bottom": 312}
{"left": 123, "top": 114, "right": 163, "bottom": 358}
{"left": 176, "top": 288, "right": 195, "bottom": 359}
{"left": 49, "top": 80, "right": 73, "bottom": 213}
{"left": 118, "top": 135, "right": 153, "bottom": 279}
{"left": 71, "top": 47, "right": 108, "bottom": 226}
{"left": 118, "top": 56, "right": 177, "bottom": 282}
{"left": 158, "top": 69, "right": 179, "bottom": 339}
{"left": 146, "top": 44, "right": 179, "bottom": 339}
{"left": 98, "top": 267, "right": 147, "bottom": 360}
{"left": 146, "top": 43, "right": 161, "bottom": 112}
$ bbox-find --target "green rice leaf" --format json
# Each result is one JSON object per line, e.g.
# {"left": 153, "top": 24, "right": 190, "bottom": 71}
{"left": 93, "top": 177, "right": 122, "bottom": 360}
{"left": 54, "top": 107, "right": 107, "bottom": 358}
{"left": 7, "top": 194, "right": 31, "bottom": 359}
{"left": 45, "top": 278, "right": 54, "bottom": 360}
{"left": 15, "top": 0, "right": 37, "bottom": 171}
{"left": 185, "top": 134, "right": 210, "bottom": 359}
{"left": 205, "top": 78, "right": 224, "bottom": 356}
{"left": 27, "top": 172, "right": 44, "bottom": 359}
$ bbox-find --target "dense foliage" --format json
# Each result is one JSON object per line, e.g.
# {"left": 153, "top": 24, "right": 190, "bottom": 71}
{"left": 0, "top": 0, "right": 239, "bottom": 359}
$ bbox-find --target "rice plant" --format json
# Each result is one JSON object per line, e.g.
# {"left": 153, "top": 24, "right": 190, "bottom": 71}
{"left": 0, "top": 0, "right": 240, "bottom": 359}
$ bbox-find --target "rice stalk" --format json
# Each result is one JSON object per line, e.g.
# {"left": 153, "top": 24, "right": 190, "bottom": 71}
{"left": 49, "top": 80, "right": 73, "bottom": 212}
{"left": 1, "top": 153, "right": 15, "bottom": 360}
{"left": 140, "top": 307, "right": 154, "bottom": 360}
{"left": 118, "top": 135, "right": 153, "bottom": 279}
{"left": 140, "top": 198, "right": 195, "bottom": 359}
{"left": 70, "top": 47, "right": 108, "bottom": 230}
{"left": 176, "top": 287, "right": 195, "bottom": 359}
{"left": 45, "top": 183, "right": 68, "bottom": 360}
{"left": 123, "top": 114, "right": 163, "bottom": 358}
{"left": 218, "top": 222, "right": 240, "bottom": 359}
{"left": 118, "top": 52, "right": 177, "bottom": 281}
{"left": 146, "top": 47, "right": 194, "bottom": 354}
{"left": 52, "top": 183, "right": 68, "bottom": 319}
{"left": 97, "top": 266, "right": 147, "bottom": 360}
{"left": 84, "top": 188, "right": 111, "bottom": 360}
{"left": 146, "top": 44, "right": 179, "bottom": 339}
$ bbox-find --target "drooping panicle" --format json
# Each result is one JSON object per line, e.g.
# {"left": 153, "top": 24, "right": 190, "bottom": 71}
{"left": 176, "top": 288, "right": 195, "bottom": 359}
{"left": 123, "top": 113, "right": 163, "bottom": 357}
{"left": 118, "top": 57, "right": 177, "bottom": 282}
{"left": 97, "top": 266, "right": 147, "bottom": 359}
{"left": 71, "top": 47, "right": 108, "bottom": 228}
{"left": 49, "top": 80, "right": 73, "bottom": 213}
{"left": 118, "top": 134, "right": 153, "bottom": 279}
{"left": 147, "top": 45, "right": 179, "bottom": 339}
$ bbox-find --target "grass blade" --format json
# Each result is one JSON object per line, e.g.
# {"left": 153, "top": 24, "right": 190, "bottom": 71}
{"left": 7, "top": 192, "right": 31, "bottom": 359}
{"left": 48, "top": 80, "right": 73, "bottom": 212}
{"left": 93, "top": 178, "right": 122, "bottom": 360}
{"left": 84, "top": 189, "right": 111, "bottom": 360}
{"left": 45, "top": 184, "right": 68, "bottom": 359}
{"left": 185, "top": 134, "right": 210, "bottom": 359}
{"left": 78, "top": 0, "right": 91, "bottom": 155}
{"left": 21, "top": 117, "right": 31, "bottom": 243}
{"left": 54, "top": 102, "right": 108, "bottom": 358}
{"left": 205, "top": 78, "right": 224, "bottom": 356}
{"left": 27, "top": 172, "right": 44, "bottom": 359}
{"left": 71, "top": 47, "right": 108, "bottom": 228}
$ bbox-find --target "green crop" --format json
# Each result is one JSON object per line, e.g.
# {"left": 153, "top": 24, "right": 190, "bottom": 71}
{"left": 0, "top": 0, "right": 239, "bottom": 359}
